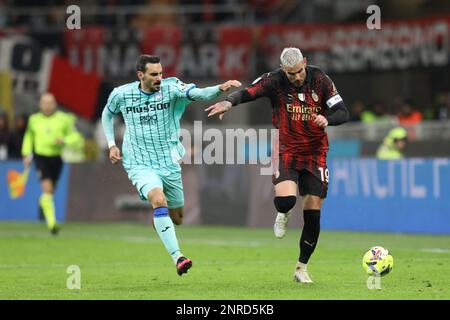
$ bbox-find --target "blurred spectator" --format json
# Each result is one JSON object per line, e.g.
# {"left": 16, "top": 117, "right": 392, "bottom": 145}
{"left": 249, "top": 0, "right": 280, "bottom": 23}
{"left": 0, "top": 0, "right": 8, "bottom": 28}
{"left": 436, "top": 92, "right": 450, "bottom": 121}
{"left": 349, "top": 101, "right": 364, "bottom": 122}
{"left": 361, "top": 102, "right": 390, "bottom": 123}
{"left": 8, "top": 114, "right": 29, "bottom": 159}
{"left": 61, "top": 113, "right": 85, "bottom": 163}
{"left": 0, "top": 112, "right": 10, "bottom": 160}
{"left": 422, "top": 104, "right": 436, "bottom": 120}
{"left": 178, "top": 0, "right": 237, "bottom": 24}
{"left": 360, "top": 108, "right": 376, "bottom": 122}
{"left": 376, "top": 127, "right": 408, "bottom": 160}
{"left": 397, "top": 99, "right": 423, "bottom": 126}
{"left": 130, "top": 0, "right": 177, "bottom": 27}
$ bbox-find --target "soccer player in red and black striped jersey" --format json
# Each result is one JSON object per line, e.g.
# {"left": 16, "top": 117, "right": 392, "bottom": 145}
{"left": 206, "top": 47, "right": 349, "bottom": 283}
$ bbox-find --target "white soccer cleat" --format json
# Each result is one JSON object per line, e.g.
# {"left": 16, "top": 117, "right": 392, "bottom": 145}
{"left": 293, "top": 262, "right": 313, "bottom": 283}
{"left": 273, "top": 211, "right": 292, "bottom": 239}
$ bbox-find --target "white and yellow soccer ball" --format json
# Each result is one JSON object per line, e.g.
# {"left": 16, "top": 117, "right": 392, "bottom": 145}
{"left": 362, "top": 246, "right": 394, "bottom": 277}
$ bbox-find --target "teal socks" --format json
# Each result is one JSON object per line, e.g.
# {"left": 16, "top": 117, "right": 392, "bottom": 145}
{"left": 153, "top": 207, "right": 182, "bottom": 264}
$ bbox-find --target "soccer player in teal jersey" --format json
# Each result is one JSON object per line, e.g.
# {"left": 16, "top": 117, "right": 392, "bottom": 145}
{"left": 102, "top": 55, "right": 241, "bottom": 276}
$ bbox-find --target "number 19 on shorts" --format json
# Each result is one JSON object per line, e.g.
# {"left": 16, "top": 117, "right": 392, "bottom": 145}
{"left": 318, "top": 167, "right": 329, "bottom": 183}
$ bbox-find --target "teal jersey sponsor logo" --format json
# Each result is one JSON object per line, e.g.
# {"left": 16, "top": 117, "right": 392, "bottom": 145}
{"left": 108, "top": 78, "right": 194, "bottom": 168}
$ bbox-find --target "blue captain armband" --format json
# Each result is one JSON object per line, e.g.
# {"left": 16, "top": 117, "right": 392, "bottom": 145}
{"left": 185, "top": 85, "right": 197, "bottom": 101}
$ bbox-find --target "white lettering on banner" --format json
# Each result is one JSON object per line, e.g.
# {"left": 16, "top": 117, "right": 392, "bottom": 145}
{"left": 69, "top": 43, "right": 141, "bottom": 76}
{"left": 199, "top": 44, "right": 219, "bottom": 77}
{"left": 433, "top": 159, "right": 449, "bottom": 198}
{"left": 176, "top": 44, "right": 220, "bottom": 78}
{"left": 123, "top": 45, "right": 141, "bottom": 75}
{"left": 387, "top": 160, "right": 396, "bottom": 197}
{"left": 59, "top": 18, "right": 449, "bottom": 78}
{"left": 333, "top": 160, "right": 353, "bottom": 196}
{"left": 176, "top": 46, "right": 200, "bottom": 77}
{"left": 84, "top": 46, "right": 95, "bottom": 73}
{"left": 371, "top": 161, "right": 388, "bottom": 199}
{"left": 378, "top": 27, "right": 394, "bottom": 70}
{"left": 394, "top": 25, "right": 411, "bottom": 69}
{"left": 359, "top": 160, "right": 371, "bottom": 197}
{"left": 224, "top": 46, "right": 246, "bottom": 75}
{"left": 266, "top": 19, "right": 449, "bottom": 73}
{"left": 330, "top": 159, "right": 449, "bottom": 199}
{"left": 0, "top": 38, "right": 53, "bottom": 94}
{"left": 401, "top": 160, "right": 408, "bottom": 198}
{"left": 409, "top": 159, "right": 426, "bottom": 198}
{"left": 154, "top": 45, "right": 176, "bottom": 69}
{"left": 101, "top": 46, "right": 119, "bottom": 76}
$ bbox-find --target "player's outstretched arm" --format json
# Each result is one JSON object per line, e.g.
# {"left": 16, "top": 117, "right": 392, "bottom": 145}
{"left": 205, "top": 101, "right": 233, "bottom": 120}
{"left": 218, "top": 80, "right": 242, "bottom": 92}
{"left": 205, "top": 74, "right": 270, "bottom": 120}
{"left": 188, "top": 80, "right": 241, "bottom": 101}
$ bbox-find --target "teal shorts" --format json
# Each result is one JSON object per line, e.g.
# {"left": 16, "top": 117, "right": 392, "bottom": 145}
{"left": 125, "top": 163, "right": 184, "bottom": 209}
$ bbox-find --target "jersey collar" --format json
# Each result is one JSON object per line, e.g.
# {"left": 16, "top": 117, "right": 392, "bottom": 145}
{"left": 138, "top": 82, "right": 158, "bottom": 96}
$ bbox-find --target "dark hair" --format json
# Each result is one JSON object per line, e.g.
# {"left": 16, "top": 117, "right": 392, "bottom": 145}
{"left": 136, "top": 55, "right": 160, "bottom": 72}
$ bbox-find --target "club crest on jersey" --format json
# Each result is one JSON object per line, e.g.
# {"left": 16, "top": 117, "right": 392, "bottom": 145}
{"left": 332, "top": 82, "right": 338, "bottom": 95}
{"left": 312, "top": 90, "right": 319, "bottom": 102}
{"left": 298, "top": 93, "right": 305, "bottom": 101}
{"left": 155, "top": 92, "right": 162, "bottom": 100}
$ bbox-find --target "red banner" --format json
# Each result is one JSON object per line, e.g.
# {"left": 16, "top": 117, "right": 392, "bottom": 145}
{"left": 47, "top": 56, "right": 102, "bottom": 119}
{"left": 259, "top": 16, "right": 450, "bottom": 72}
{"left": 217, "top": 26, "right": 253, "bottom": 79}
{"left": 65, "top": 26, "right": 105, "bottom": 75}
{"left": 140, "top": 26, "right": 181, "bottom": 77}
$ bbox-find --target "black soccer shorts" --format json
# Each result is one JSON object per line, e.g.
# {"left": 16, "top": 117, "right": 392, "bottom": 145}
{"left": 34, "top": 154, "right": 63, "bottom": 184}
{"left": 272, "top": 167, "right": 328, "bottom": 199}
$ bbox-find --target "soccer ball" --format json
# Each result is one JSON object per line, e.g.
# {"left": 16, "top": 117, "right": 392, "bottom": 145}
{"left": 362, "top": 246, "right": 394, "bottom": 277}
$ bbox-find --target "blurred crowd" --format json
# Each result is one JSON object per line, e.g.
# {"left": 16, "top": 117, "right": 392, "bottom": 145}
{"left": 0, "top": 110, "right": 90, "bottom": 162}
{"left": 0, "top": 112, "right": 28, "bottom": 161}
{"left": 1, "top": 91, "right": 450, "bottom": 162}
{"left": 2, "top": 0, "right": 449, "bottom": 29}
{"left": 0, "top": 0, "right": 306, "bottom": 28}
{"left": 349, "top": 93, "right": 450, "bottom": 125}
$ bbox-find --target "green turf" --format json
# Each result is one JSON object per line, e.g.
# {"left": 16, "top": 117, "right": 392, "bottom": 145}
{"left": 0, "top": 222, "right": 449, "bottom": 300}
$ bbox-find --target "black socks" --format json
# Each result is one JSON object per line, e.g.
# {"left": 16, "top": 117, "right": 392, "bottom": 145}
{"left": 299, "top": 209, "right": 321, "bottom": 264}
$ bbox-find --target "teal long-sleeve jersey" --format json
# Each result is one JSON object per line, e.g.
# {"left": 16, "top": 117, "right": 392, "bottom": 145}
{"left": 102, "top": 77, "right": 221, "bottom": 169}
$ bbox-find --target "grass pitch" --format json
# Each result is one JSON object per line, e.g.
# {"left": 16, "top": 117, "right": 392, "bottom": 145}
{"left": 0, "top": 222, "right": 449, "bottom": 300}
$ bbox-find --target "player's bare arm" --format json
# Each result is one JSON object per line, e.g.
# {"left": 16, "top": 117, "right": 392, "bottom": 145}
{"left": 109, "top": 145, "right": 122, "bottom": 164}
{"left": 312, "top": 114, "right": 329, "bottom": 128}
{"left": 206, "top": 72, "right": 272, "bottom": 120}
{"left": 205, "top": 100, "right": 233, "bottom": 120}
{"left": 203, "top": 80, "right": 241, "bottom": 120}
{"left": 218, "top": 80, "right": 242, "bottom": 92}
